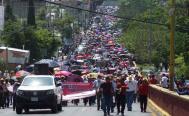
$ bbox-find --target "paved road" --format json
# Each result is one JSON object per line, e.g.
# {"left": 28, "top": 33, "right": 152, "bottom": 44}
{"left": 0, "top": 102, "right": 153, "bottom": 116}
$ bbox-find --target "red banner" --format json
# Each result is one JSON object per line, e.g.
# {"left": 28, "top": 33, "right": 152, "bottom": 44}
{"left": 62, "top": 82, "right": 93, "bottom": 95}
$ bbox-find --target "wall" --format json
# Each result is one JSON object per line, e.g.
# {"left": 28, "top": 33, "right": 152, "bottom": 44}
{"left": 149, "top": 85, "right": 189, "bottom": 116}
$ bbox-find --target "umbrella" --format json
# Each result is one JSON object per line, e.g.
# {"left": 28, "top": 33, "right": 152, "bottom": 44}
{"left": 55, "top": 71, "right": 72, "bottom": 77}
{"left": 35, "top": 59, "right": 59, "bottom": 68}
{"left": 15, "top": 70, "right": 30, "bottom": 78}
{"left": 88, "top": 73, "right": 98, "bottom": 79}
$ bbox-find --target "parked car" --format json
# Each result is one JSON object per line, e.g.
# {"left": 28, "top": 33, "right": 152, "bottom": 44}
{"left": 16, "top": 75, "right": 62, "bottom": 114}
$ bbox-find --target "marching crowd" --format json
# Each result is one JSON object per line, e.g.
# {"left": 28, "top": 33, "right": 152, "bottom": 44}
{"left": 92, "top": 73, "right": 150, "bottom": 116}
{"left": 0, "top": 2, "right": 188, "bottom": 116}
{"left": 66, "top": 4, "right": 151, "bottom": 116}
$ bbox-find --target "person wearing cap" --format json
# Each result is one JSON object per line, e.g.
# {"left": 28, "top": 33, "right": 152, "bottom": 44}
{"left": 100, "top": 76, "right": 114, "bottom": 116}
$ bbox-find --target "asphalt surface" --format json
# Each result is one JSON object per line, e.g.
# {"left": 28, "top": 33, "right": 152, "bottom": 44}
{"left": 0, "top": 102, "right": 153, "bottom": 116}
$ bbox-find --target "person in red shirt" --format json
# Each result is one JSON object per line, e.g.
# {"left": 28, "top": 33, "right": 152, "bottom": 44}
{"left": 115, "top": 77, "right": 128, "bottom": 116}
{"left": 149, "top": 75, "right": 157, "bottom": 84}
{"left": 138, "top": 79, "right": 149, "bottom": 112}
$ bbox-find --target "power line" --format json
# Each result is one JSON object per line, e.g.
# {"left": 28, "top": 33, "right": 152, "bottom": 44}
{"left": 44, "top": 0, "right": 189, "bottom": 31}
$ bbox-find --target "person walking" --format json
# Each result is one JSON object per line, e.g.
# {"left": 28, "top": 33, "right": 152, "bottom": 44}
{"left": 13, "top": 79, "right": 21, "bottom": 111}
{"left": 161, "top": 74, "right": 169, "bottom": 88}
{"left": 116, "top": 77, "right": 128, "bottom": 116}
{"left": 125, "top": 76, "right": 137, "bottom": 111}
{"left": 4, "top": 79, "right": 10, "bottom": 108}
{"left": 0, "top": 78, "right": 5, "bottom": 109}
{"left": 110, "top": 76, "right": 117, "bottom": 113}
{"left": 100, "top": 77, "right": 114, "bottom": 116}
{"left": 138, "top": 79, "right": 149, "bottom": 112}
{"left": 0, "top": 78, "right": 6, "bottom": 109}
{"left": 93, "top": 75, "right": 104, "bottom": 110}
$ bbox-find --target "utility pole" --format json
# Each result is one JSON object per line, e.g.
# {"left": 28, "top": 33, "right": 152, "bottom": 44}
{"left": 169, "top": 0, "right": 175, "bottom": 91}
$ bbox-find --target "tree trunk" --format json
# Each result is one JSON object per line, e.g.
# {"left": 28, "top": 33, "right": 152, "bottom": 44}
{"left": 27, "top": 0, "right": 36, "bottom": 26}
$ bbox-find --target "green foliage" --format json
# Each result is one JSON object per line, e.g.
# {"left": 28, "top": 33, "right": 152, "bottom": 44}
{"left": 2, "top": 20, "right": 24, "bottom": 48}
{"left": 175, "top": 54, "right": 189, "bottom": 79}
{"left": 23, "top": 26, "right": 60, "bottom": 62}
{"left": 35, "top": 28, "right": 61, "bottom": 57}
{"left": 36, "top": 7, "right": 48, "bottom": 28}
{"left": 54, "top": 12, "right": 74, "bottom": 39}
{"left": 2, "top": 3, "right": 61, "bottom": 63}
{"left": 24, "top": 26, "right": 40, "bottom": 61}
{"left": 117, "top": 0, "right": 189, "bottom": 76}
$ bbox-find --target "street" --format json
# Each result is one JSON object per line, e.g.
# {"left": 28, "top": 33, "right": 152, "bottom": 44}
{"left": 0, "top": 103, "right": 153, "bottom": 116}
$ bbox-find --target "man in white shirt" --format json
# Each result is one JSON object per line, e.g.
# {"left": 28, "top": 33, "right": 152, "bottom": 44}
{"left": 161, "top": 74, "right": 169, "bottom": 88}
{"left": 124, "top": 76, "right": 138, "bottom": 111}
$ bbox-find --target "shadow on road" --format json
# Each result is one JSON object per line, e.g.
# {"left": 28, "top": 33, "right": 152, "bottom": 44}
{"left": 23, "top": 110, "right": 63, "bottom": 115}
{"left": 64, "top": 105, "right": 97, "bottom": 108}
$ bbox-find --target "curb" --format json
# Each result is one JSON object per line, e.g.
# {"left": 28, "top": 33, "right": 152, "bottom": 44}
{"left": 148, "top": 99, "right": 170, "bottom": 116}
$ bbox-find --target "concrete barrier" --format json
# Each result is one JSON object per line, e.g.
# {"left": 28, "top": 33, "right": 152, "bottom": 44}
{"left": 149, "top": 85, "right": 189, "bottom": 116}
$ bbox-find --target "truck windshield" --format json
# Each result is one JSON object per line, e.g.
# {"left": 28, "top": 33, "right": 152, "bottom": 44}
{"left": 22, "top": 77, "right": 53, "bottom": 86}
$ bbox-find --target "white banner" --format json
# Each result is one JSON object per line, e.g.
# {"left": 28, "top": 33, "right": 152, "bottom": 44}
{"left": 7, "top": 85, "right": 96, "bottom": 101}
{"left": 62, "top": 90, "right": 96, "bottom": 101}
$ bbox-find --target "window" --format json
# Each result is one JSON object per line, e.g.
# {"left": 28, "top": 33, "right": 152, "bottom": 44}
{"left": 22, "top": 77, "right": 53, "bottom": 86}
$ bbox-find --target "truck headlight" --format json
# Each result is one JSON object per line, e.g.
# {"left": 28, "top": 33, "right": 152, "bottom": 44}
{"left": 46, "top": 90, "right": 54, "bottom": 95}
{"left": 16, "top": 90, "right": 24, "bottom": 96}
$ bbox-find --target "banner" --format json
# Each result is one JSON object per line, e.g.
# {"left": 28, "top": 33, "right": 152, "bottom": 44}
{"left": 62, "top": 90, "right": 96, "bottom": 101}
{"left": 62, "top": 82, "right": 93, "bottom": 95}
{"left": 62, "top": 82, "right": 95, "bottom": 101}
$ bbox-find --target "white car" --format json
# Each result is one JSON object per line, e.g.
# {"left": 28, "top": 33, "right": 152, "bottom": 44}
{"left": 16, "top": 75, "right": 62, "bottom": 114}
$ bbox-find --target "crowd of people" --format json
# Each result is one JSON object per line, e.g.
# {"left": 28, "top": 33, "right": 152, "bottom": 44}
{"left": 0, "top": 2, "right": 188, "bottom": 116}
{"left": 0, "top": 70, "right": 22, "bottom": 110}
{"left": 59, "top": 4, "right": 151, "bottom": 116}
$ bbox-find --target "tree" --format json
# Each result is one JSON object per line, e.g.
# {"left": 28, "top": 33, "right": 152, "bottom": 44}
{"left": 27, "top": 0, "right": 36, "bottom": 26}
{"left": 24, "top": 26, "right": 40, "bottom": 62}
{"left": 36, "top": 7, "right": 48, "bottom": 28}
{"left": 117, "top": 0, "right": 189, "bottom": 78}
{"left": 4, "top": 0, "right": 16, "bottom": 22}
{"left": 2, "top": 1, "right": 24, "bottom": 49}
{"left": 54, "top": 12, "right": 74, "bottom": 39}
{"left": 35, "top": 27, "right": 61, "bottom": 58}
{"left": 2, "top": 20, "right": 25, "bottom": 49}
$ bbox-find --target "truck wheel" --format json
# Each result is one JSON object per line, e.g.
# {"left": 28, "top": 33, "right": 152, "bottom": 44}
{"left": 16, "top": 107, "right": 22, "bottom": 114}
{"left": 24, "top": 108, "right": 29, "bottom": 113}
{"left": 51, "top": 105, "right": 58, "bottom": 113}
{"left": 58, "top": 103, "right": 62, "bottom": 111}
